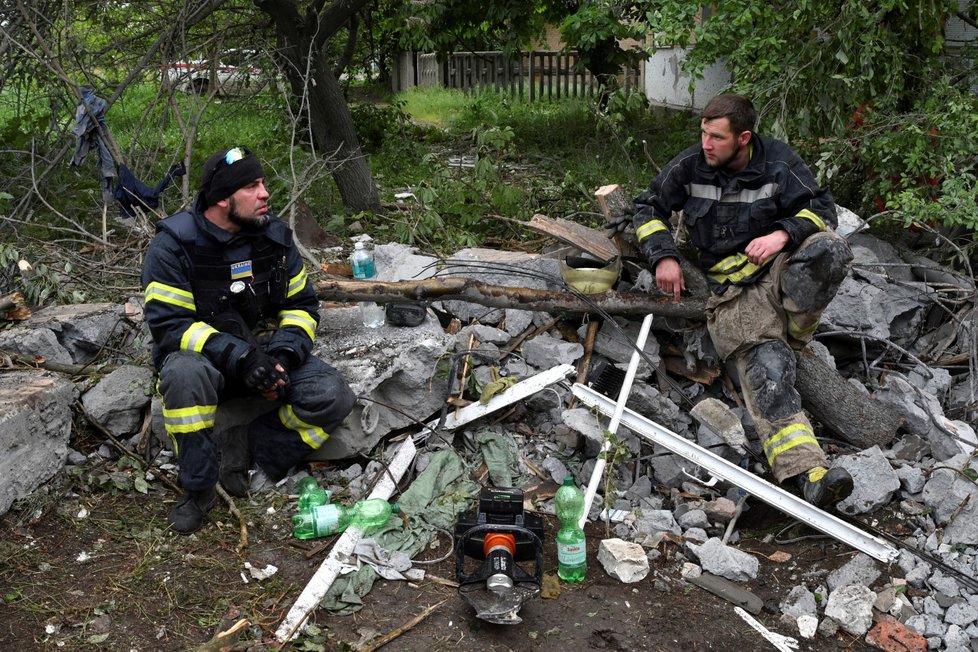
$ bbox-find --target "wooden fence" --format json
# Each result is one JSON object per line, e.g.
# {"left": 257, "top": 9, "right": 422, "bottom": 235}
{"left": 415, "top": 51, "right": 643, "bottom": 101}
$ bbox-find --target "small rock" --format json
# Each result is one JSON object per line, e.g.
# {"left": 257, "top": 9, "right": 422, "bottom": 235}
{"left": 634, "top": 509, "right": 682, "bottom": 537}
{"left": 680, "top": 562, "right": 702, "bottom": 579}
{"left": 703, "top": 497, "right": 738, "bottom": 523}
{"left": 835, "top": 446, "right": 901, "bottom": 515}
{"left": 905, "top": 614, "right": 947, "bottom": 639}
{"left": 944, "top": 602, "right": 978, "bottom": 627}
{"left": 796, "top": 614, "right": 818, "bottom": 640}
{"left": 826, "top": 553, "right": 881, "bottom": 591}
{"left": 781, "top": 585, "right": 817, "bottom": 619}
{"left": 677, "top": 509, "right": 710, "bottom": 530}
{"left": 597, "top": 538, "right": 650, "bottom": 583}
{"left": 688, "top": 537, "right": 758, "bottom": 582}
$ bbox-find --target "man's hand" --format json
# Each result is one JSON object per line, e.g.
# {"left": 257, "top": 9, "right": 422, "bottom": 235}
{"left": 238, "top": 349, "right": 288, "bottom": 399}
{"left": 655, "top": 257, "right": 685, "bottom": 303}
{"left": 604, "top": 203, "right": 635, "bottom": 238}
{"left": 745, "top": 230, "right": 791, "bottom": 266}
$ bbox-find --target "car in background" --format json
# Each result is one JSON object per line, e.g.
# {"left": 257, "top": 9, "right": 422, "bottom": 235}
{"left": 162, "top": 49, "right": 270, "bottom": 96}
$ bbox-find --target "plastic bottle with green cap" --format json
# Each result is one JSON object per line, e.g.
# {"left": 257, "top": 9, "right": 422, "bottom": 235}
{"left": 292, "top": 498, "right": 400, "bottom": 539}
{"left": 555, "top": 475, "right": 587, "bottom": 582}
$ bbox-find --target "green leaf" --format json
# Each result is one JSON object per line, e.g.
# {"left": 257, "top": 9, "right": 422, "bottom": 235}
{"left": 834, "top": 50, "right": 849, "bottom": 64}
{"left": 0, "top": 192, "right": 13, "bottom": 200}
{"left": 134, "top": 475, "right": 149, "bottom": 494}
{"left": 962, "top": 468, "right": 978, "bottom": 481}
{"left": 86, "top": 634, "right": 109, "bottom": 644}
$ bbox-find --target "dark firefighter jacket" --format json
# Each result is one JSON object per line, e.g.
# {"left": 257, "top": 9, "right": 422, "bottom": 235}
{"left": 141, "top": 194, "right": 319, "bottom": 373}
{"left": 631, "top": 134, "right": 837, "bottom": 293}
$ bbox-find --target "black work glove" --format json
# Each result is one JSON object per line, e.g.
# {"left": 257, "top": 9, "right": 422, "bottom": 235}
{"left": 237, "top": 348, "right": 288, "bottom": 395}
{"left": 604, "top": 203, "right": 636, "bottom": 237}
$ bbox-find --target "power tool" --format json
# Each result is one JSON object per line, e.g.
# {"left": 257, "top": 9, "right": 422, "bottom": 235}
{"left": 454, "top": 486, "right": 544, "bottom": 625}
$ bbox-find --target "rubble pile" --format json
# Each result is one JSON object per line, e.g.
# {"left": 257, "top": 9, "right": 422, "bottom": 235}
{"left": 0, "top": 213, "right": 976, "bottom": 649}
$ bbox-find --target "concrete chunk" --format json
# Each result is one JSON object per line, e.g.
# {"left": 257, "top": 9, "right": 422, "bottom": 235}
{"left": 597, "top": 537, "right": 649, "bottom": 583}
{"left": 81, "top": 365, "right": 154, "bottom": 437}
{"left": 825, "top": 584, "right": 876, "bottom": 636}
{"left": 826, "top": 553, "right": 881, "bottom": 592}
{"left": 688, "top": 537, "right": 758, "bottom": 582}
{"left": 0, "top": 371, "right": 74, "bottom": 515}
{"left": 835, "top": 446, "right": 901, "bottom": 514}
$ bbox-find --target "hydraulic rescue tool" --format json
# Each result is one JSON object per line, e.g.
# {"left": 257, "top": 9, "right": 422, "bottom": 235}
{"left": 454, "top": 486, "right": 544, "bottom": 625}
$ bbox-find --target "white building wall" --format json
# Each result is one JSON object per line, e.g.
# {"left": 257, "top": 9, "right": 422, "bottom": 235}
{"left": 644, "top": 46, "right": 731, "bottom": 110}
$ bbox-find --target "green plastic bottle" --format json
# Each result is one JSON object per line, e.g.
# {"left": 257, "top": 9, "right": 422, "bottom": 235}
{"left": 292, "top": 499, "right": 400, "bottom": 540}
{"left": 296, "top": 476, "right": 330, "bottom": 511}
{"left": 555, "top": 475, "right": 587, "bottom": 582}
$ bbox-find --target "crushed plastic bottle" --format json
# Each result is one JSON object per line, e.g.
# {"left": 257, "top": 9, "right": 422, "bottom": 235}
{"left": 292, "top": 498, "right": 400, "bottom": 540}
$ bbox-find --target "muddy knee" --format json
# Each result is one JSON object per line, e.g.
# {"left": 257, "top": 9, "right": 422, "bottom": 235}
{"left": 782, "top": 235, "right": 852, "bottom": 312}
{"left": 744, "top": 341, "right": 801, "bottom": 421}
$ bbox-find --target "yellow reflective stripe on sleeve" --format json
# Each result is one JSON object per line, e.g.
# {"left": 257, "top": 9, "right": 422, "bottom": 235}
{"left": 162, "top": 404, "right": 217, "bottom": 434}
{"left": 707, "top": 253, "right": 760, "bottom": 284}
{"left": 278, "top": 309, "right": 316, "bottom": 340}
{"left": 145, "top": 281, "right": 195, "bottom": 311}
{"left": 279, "top": 404, "right": 329, "bottom": 449}
{"left": 787, "top": 315, "right": 819, "bottom": 340}
{"left": 763, "top": 423, "right": 819, "bottom": 466}
{"left": 636, "top": 219, "right": 668, "bottom": 241}
{"left": 796, "top": 209, "right": 826, "bottom": 231}
{"left": 180, "top": 321, "right": 219, "bottom": 352}
{"left": 286, "top": 267, "right": 308, "bottom": 298}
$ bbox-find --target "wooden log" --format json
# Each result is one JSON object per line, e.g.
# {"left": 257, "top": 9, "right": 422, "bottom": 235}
{"left": 795, "top": 346, "right": 904, "bottom": 448}
{"left": 595, "top": 184, "right": 638, "bottom": 259}
{"left": 524, "top": 213, "right": 619, "bottom": 263}
{"left": 313, "top": 277, "right": 706, "bottom": 319}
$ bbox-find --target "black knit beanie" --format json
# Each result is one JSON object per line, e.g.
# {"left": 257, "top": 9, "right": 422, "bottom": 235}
{"left": 200, "top": 147, "right": 265, "bottom": 207}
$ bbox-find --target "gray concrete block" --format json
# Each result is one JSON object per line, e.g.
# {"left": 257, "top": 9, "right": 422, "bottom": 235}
{"left": 0, "top": 371, "right": 74, "bottom": 515}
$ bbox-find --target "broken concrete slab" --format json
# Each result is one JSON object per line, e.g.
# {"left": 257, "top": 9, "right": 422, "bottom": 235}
{"left": 81, "top": 364, "right": 154, "bottom": 437}
{"left": 0, "top": 371, "right": 74, "bottom": 515}
{"left": 17, "top": 303, "right": 142, "bottom": 364}
{"left": 0, "top": 326, "right": 72, "bottom": 364}
{"left": 309, "top": 306, "right": 454, "bottom": 460}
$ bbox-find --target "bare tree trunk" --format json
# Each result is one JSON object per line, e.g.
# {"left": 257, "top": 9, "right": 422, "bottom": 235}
{"left": 257, "top": 0, "right": 381, "bottom": 214}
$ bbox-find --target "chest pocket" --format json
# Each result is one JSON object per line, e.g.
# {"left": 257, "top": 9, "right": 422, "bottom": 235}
{"left": 713, "top": 200, "right": 751, "bottom": 244}
{"left": 682, "top": 198, "right": 714, "bottom": 250}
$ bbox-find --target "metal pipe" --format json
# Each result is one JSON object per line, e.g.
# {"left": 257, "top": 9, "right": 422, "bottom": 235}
{"left": 579, "top": 313, "right": 654, "bottom": 529}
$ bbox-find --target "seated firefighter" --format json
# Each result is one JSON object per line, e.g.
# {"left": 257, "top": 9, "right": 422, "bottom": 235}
{"left": 630, "top": 94, "right": 854, "bottom": 508}
{"left": 141, "top": 146, "right": 356, "bottom": 534}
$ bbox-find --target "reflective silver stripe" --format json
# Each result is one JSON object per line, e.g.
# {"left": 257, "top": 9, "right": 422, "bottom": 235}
{"left": 286, "top": 267, "right": 308, "bottom": 298}
{"left": 686, "top": 182, "right": 779, "bottom": 204}
{"left": 722, "top": 182, "right": 779, "bottom": 203}
{"left": 180, "top": 321, "right": 218, "bottom": 352}
{"left": 162, "top": 404, "right": 217, "bottom": 434}
{"left": 145, "top": 281, "right": 195, "bottom": 311}
{"left": 278, "top": 310, "right": 316, "bottom": 340}
{"left": 763, "top": 423, "right": 818, "bottom": 464}
{"left": 636, "top": 219, "right": 668, "bottom": 241}
{"left": 687, "top": 183, "right": 721, "bottom": 201}
{"left": 279, "top": 404, "right": 328, "bottom": 448}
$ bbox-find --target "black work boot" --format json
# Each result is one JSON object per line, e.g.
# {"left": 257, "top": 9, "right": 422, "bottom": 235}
{"left": 167, "top": 486, "right": 218, "bottom": 534}
{"left": 219, "top": 426, "right": 252, "bottom": 498}
{"left": 798, "top": 466, "right": 853, "bottom": 509}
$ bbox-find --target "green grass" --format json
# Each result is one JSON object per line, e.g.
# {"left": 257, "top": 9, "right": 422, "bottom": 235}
{"left": 2, "top": 80, "right": 701, "bottom": 282}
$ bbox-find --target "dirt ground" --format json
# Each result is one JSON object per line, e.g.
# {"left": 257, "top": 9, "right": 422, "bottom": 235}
{"left": 0, "top": 462, "right": 882, "bottom": 652}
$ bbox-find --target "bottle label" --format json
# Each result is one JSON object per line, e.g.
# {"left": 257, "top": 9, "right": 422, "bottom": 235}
{"left": 557, "top": 541, "right": 586, "bottom": 565}
{"left": 312, "top": 504, "right": 341, "bottom": 535}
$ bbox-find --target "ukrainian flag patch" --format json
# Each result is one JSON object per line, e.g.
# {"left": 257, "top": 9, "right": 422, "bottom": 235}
{"left": 230, "top": 260, "right": 253, "bottom": 280}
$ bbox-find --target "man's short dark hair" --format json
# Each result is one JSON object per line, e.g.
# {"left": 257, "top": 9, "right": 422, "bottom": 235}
{"left": 702, "top": 94, "right": 757, "bottom": 136}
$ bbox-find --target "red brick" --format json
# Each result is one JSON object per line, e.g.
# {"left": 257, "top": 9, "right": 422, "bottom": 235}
{"left": 865, "top": 617, "right": 927, "bottom": 652}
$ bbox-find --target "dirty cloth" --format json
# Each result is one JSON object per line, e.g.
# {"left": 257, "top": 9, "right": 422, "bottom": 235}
{"left": 321, "top": 448, "right": 478, "bottom": 613}
{"left": 70, "top": 86, "right": 115, "bottom": 188}
{"left": 114, "top": 162, "right": 186, "bottom": 218}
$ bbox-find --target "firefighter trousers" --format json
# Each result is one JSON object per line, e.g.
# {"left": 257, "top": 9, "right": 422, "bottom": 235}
{"left": 706, "top": 231, "right": 852, "bottom": 482}
{"left": 158, "top": 350, "right": 356, "bottom": 490}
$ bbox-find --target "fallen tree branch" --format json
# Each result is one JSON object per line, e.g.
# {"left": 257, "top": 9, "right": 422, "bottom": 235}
{"left": 0, "top": 348, "right": 121, "bottom": 376}
{"left": 359, "top": 598, "right": 448, "bottom": 652}
{"left": 313, "top": 277, "right": 707, "bottom": 319}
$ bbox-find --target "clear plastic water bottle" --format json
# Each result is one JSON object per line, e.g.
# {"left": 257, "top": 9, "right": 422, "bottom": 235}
{"left": 292, "top": 498, "right": 400, "bottom": 540}
{"left": 350, "top": 241, "right": 385, "bottom": 328}
{"left": 555, "top": 475, "right": 587, "bottom": 582}
{"left": 296, "top": 476, "right": 330, "bottom": 510}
